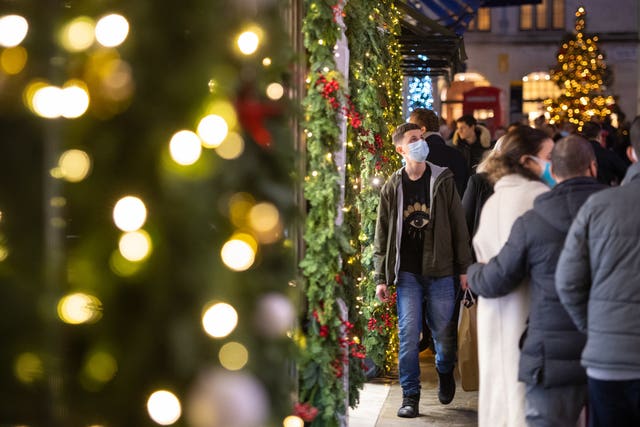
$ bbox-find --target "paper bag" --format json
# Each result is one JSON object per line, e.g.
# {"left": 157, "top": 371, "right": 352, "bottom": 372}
{"left": 458, "top": 288, "right": 479, "bottom": 392}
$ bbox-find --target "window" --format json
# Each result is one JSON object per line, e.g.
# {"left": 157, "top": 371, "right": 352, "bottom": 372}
{"left": 520, "top": 0, "right": 564, "bottom": 31}
{"left": 468, "top": 8, "right": 491, "bottom": 31}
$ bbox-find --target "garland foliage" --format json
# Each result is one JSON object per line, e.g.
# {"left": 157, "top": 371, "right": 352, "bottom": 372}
{"left": 344, "top": 0, "right": 403, "bottom": 373}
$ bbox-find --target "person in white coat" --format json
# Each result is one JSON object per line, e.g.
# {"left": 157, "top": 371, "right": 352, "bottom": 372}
{"left": 471, "top": 126, "right": 554, "bottom": 427}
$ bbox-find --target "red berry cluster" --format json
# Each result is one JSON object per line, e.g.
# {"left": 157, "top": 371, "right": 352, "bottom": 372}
{"left": 331, "top": 0, "right": 346, "bottom": 22}
{"left": 317, "top": 75, "right": 341, "bottom": 109}
{"left": 293, "top": 401, "right": 319, "bottom": 422}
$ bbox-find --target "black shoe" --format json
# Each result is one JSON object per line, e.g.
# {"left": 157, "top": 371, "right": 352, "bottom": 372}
{"left": 437, "top": 369, "right": 456, "bottom": 404}
{"left": 397, "top": 393, "right": 420, "bottom": 418}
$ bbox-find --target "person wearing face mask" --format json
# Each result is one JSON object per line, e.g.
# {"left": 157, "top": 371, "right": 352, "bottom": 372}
{"left": 467, "top": 135, "right": 605, "bottom": 427}
{"left": 373, "top": 123, "right": 472, "bottom": 418}
{"left": 556, "top": 116, "right": 640, "bottom": 427}
{"left": 466, "top": 126, "right": 554, "bottom": 427}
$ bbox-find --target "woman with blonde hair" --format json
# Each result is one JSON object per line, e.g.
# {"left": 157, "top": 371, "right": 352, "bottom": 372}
{"left": 470, "top": 126, "right": 554, "bottom": 427}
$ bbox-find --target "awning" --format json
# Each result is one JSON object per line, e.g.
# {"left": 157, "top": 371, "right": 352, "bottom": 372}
{"left": 399, "top": 0, "right": 542, "bottom": 78}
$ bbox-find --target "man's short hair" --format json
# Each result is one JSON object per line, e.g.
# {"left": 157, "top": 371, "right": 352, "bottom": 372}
{"left": 551, "top": 135, "right": 595, "bottom": 179}
{"left": 392, "top": 122, "right": 421, "bottom": 145}
{"left": 630, "top": 115, "right": 640, "bottom": 154}
{"left": 409, "top": 108, "right": 439, "bottom": 132}
{"left": 456, "top": 115, "right": 477, "bottom": 127}
{"left": 581, "top": 121, "right": 602, "bottom": 141}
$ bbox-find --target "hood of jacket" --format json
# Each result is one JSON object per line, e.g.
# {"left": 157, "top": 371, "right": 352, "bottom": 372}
{"left": 452, "top": 124, "right": 492, "bottom": 148}
{"left": 533, "top": 176, "right": 606, "bottom": 233}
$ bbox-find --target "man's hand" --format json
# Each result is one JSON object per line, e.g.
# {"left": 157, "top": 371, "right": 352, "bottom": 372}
{"left": 376, "top": 284, "right": 389, "bottom": 302}
{"left": 459, "top": 274, "right": 468, "bottom": 291}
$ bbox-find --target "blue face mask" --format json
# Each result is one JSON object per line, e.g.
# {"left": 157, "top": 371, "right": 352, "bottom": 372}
{"left": 531, "top": 156, "right": 556, "bottom": 188}
{"left": 407, "top": 139, "right": 429, "bottom": 163}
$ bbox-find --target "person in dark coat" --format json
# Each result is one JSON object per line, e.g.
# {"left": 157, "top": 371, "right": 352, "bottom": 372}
{"left": 580, "top": 120, "right": 628, "bottom": 186}
{"left": 556, "top": 116, "right": 640, "bottom": 427}
{"left": 409, "top": 108, "right": 469, "bottom": 197}
{"left": 451, "top": 115, "right": 492, "bottom": 175}
{"left": 467, "top": 135, "right": 606, "bottom": 427}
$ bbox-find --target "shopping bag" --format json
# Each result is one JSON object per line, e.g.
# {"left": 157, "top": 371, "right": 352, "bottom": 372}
{"left": 457, "top": 288, "right": 479, "bottom": 391}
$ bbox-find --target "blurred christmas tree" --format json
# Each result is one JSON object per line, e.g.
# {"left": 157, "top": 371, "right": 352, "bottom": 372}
{"left": 0, "top": 1, "right": 298, "bottom": 426}
{"left": 544, "top": 5, "right": 616, "bottom": 129}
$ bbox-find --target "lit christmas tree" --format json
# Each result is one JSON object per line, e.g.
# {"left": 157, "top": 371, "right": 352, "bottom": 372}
{"left": 544, "top": 6, "right": 615, "bottom": 129}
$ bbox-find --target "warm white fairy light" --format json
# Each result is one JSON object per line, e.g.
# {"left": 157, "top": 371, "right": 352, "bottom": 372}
{"left": 57, "top": 292, "right": 102, "bottom": 325}
{"left": 147, "top": 390, "right": 182, "bottom": 425}
{"left": 95, "top": 14, "right": 129, "bottom": 47}
{"left": 113, "top": 196, "right": 147, "bottom": 232}
{"left": 219, "top": 342, "right": 249, "bottom": 371}
{"left": 118, "top": 230, "right": 152, "bottom": 262}
{"left": 202, "top": 302, "right": 238, "bottom": 338}
{"left": 169, "top": 130, "right": 202, "bottom": 165}
{"left": 0, "top": 15, "right": 28, "bottom": 47}
{"left": 58, "top": 149, "right": 91, "bottom": 182}
{"left": 237, "top": 30, "right": 260, "bottom": 55}
{"left": 61, "top": 83, "right": 90, "bottom": 118}
{"left": 60, "top": 16, "right": 95, "bottom": 52}
{"left": 215, "top": 132, "right": 244, "bottom": 160}
{"left": 266, "top": 82, "right": 284, "bottom": 100}
{"left": 197, "top": 114, "right": 228, "bottom": 148}
{"left": 220, "top": 234, "right": 256, "bottom": 271}
{"left": 283, "top": 416, "right": 305, "bottom": 427}
{"left": 32, "top": 85, "right": 63, "bottom": 118}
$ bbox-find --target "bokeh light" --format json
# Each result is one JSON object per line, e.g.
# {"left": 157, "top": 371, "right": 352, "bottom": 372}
{"left": 248, "top": 202, "right": 280, "bottom": 233}
{"left": 266, "top": 83, "right": 284, "bottom": 100}
{"left": 58, "top": 149, "right": 91, "bottom": 182}
{"left": 32, "top": 85, "right": 63, "bottom": 118}
{"left": 147, "top": 390, "right": 182, "bottom": 425}
{"left": 169, "top": 130, "right": 202, "bottom": 165}
{"left": 60, "top": 16, "right": 95, "bottom": 52}
{"left": 283, "top": 416, "right": 305, "bottom": 427}
{"left": 0, "top": 15, "right": 28, "bottom": 47}
{"left": 218, "top": 342, "right": 249, "bottom": 371}
{"left": 83, "top": 351, "right": 118, "bottom": 383}
{"left": 197, "top": 114, "right": 228, "bottom": 148}
{"left": 95, "top": 14, "right": 129, "bottom": 47}
{"left": 61, "top": 82, "right": 90, "bottom": 118}
{"left": 255, "top": 293, "right": 295, "bottom": 337}
{"left": 215, "top": 132, "right": 244, "bottom": 160}
{"left": 202, "top": 302, "right": 238, "bottom": 338}
{"left": 113, "top": 196, "right": 147, "bottom": 232}
{"left": 237, "top": 30, "right": 260, "bottom": 55}
{"left": 262, "top": 57, "right": 272, "bottom": 66}
{"left": 228, "top": 192, "right": 255, "bottom": 228}
{"left": 220, "top": 233, "right": 257, "bottom": 271}
{"left": 30, "top": 82, "right": 91, "bottom": 119}
{"left": 0, "top": 46, "right": 27, "bottom": 74}
{"left": 14, "top": 352, "right": 44, "bottom": 384}
{"left": 118, "top": 230, "right": 152, "bottom": 262}
{"left": 57, "top": 292, "right": 102, "bottom": 325}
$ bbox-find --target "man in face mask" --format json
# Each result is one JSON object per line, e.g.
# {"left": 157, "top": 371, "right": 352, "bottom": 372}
{"left": 373, "top": 122, "right": 472, "bottom": 418}
{"left": 467, "top": 135, "right": 605, "bottom": 427}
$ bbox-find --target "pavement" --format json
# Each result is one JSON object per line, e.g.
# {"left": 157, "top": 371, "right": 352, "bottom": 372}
{"left": 348, "top": 351, "right": 478, "bottom": 426}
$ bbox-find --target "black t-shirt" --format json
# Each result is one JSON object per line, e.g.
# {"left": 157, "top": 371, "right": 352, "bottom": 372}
{"left": 399, "top": 166, "right": 431, "bottom": 274}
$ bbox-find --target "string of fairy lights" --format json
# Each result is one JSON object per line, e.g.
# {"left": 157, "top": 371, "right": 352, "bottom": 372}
{"left": 1, "top": 9, "right": 302, "bottom": 427}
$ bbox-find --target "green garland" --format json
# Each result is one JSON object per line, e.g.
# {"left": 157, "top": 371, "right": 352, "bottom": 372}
{"left": 298, "top": 1, "right": 404, "bottom": 424}
{"left": 344, "top": 0, "right": 403, "bottom": 373}
{"left": 298, "top": 1, "right": 352, "bottom": 425}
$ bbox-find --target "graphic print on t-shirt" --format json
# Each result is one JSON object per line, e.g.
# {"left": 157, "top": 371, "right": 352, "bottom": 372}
{"left": 403, "top": 201, "right": 430, "bottom": 239}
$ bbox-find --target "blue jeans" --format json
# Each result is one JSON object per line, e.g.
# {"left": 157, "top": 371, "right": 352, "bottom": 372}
{"left": 396, "top": 271, "right": 458, "bottom": 396}
{"left": 588, "top": 377, "right": 640, "bottom": 427}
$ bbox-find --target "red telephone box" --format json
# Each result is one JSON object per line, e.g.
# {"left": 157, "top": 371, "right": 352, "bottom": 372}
{"left": 462, "top": 86, "right": 502, "bottom": 137}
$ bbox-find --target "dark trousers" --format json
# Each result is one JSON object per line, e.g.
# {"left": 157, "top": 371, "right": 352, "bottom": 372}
{"left": 588, "top": 377, "right": 640, "bottom": 427}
